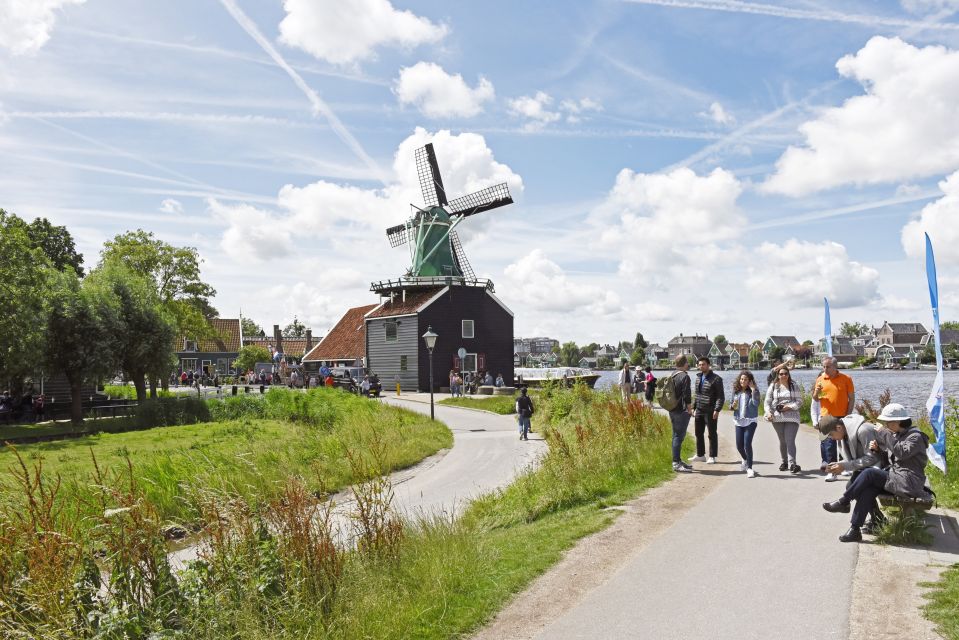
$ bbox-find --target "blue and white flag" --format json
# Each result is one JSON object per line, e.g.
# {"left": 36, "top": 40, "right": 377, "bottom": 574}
{"left": 925, "top": 233, "right": 947, "bottom": 473}
{"left": 824, "top": 297, "right": 833, "bottom": 357}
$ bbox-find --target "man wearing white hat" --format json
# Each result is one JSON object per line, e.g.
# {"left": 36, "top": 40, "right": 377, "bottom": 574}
{"left": 821, "top": 403, "right": 929, "bottom": 542}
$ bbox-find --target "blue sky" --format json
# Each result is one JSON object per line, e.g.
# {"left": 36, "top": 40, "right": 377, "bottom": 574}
{"left": 2, "top": 0, "right": 959, "bottom": 346}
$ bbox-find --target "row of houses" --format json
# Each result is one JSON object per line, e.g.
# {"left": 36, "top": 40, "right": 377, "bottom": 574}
{"left": 174, "top": 318, "right": 320, "bottom": 376}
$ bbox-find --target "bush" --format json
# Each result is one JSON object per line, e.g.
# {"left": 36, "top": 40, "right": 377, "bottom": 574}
{"left": 206, "top": 387, "right": 377, "bottom": 430}
{"left": 134, "top": 396, "right": 210, "bottom": 428}
{"left": 103, "top": 384, "right": 173, "bottom": 400}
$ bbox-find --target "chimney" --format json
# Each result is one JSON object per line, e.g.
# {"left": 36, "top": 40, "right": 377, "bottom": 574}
{"left": 306, "top": 329, "right": 313, "bottom": 351}
{"left": 274, "top": 324, "right": 283, "bottom": 354}
{"left": 402, "top": 289, "right": 406, "bottom": 302}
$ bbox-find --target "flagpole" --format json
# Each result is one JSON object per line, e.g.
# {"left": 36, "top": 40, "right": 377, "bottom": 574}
{"left": 925, "top": 234, "right": 947, "bottom": 473}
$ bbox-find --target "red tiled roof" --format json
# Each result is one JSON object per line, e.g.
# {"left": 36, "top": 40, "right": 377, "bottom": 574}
{"left": 366, "top": 287, "right": 443, "bottom": 319}
{"left": 303, "top": 304, "right": 378, "bottom": 361}
{"left": 242, "top": 336, "right": 314, "bottom": 357}
{"left": 176, "top": 318, "right": 241, "bottom": 353}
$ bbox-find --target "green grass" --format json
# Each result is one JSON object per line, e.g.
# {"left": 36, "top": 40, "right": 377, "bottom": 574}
{"left": 102, "top": 384, "right": 174, "bottom": 400}
{"left": 924, "top": 564, "right": 959, "bottom": 640}
{"left": 0, "top": 388, "right": 452, "bottom": 532}
{"left": 439, "top": 395, "right": 518, "bottom": 414}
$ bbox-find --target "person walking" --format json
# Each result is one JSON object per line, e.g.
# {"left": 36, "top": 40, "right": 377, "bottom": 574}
{"left": 449, "top": 370, "right": 458, "bottom": 397}
{"left": 731, "top": 370, "right": 761, "bottom": 477}
{"left": 644, "top": 366, "right": 656, "bottom": 404}
{"left": 664, "top": 355, "right": 694, "bottom": 473}
{"left": 765, "top": 366, "right": 802, "bottom": 473}
{"left": 516, "top": 387, "right": 534, "bottom": 441}
{"left": 618, "top": 361, "right": 632, "bottom": 402}
{"left": 814, "top": 357, "right": 855, "bottom": 481}
{"left": 691, "top": 356, "right": 725, "bottom": 464}
{"left": 822, "top": 403, "right": 928, "bottom": 542}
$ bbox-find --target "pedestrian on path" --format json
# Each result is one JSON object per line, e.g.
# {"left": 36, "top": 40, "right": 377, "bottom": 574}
{"left": 814, "top": 357, "right": 855, "bottom": 481}
{"left": 822, "top": 403, "right": 929, "bottom": 542}
{"left": 764, "top": 366, "right": 802, "bottom": 473}
{"left": 643, "top": 366, "right": 656, "bottom": 404}
{"left": 516, "top": 387, "right": 534, "bottom": 441}
{"left": 618, "top": 361, "right": 632, "bottom": 402}
{"left": 691, "top": 356, "right": 724, "bottom": 465}
{"left": 663, "top": 355, "right": 693, "bottom": 473}
{"left": 731, "top": 370, "right": 761, "bottom": 477}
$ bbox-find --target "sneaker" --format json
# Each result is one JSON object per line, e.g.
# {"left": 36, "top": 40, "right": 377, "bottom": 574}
{"left": 779, "top": 462, "right": 789, "bottom": 472}
{"left": 706, "top": 457, "right": 717, "bottom": 464}
{"left": 746, "top": 468, "right": 756, "bottom": 478}
{"left": 679, "top": 462, "right": 693, "bottom": 470}
{"left": 790, "top": 464, "right": 801, "bottom": 475}
{"left": 819, "top": 462, "right": 828, "bottom": 472}
{"left": 824, "top": 473, "right": 840, "bottom": 482}
{"left": 673, "top": 462, "right": 692, "bottom": 473}
{"left": 689, "top": 455, "right": 707, "bottom": 462}
{"left": 740, "top": 460, "right": 748, "bottom": 471}
{"left": 841, "top": 470, "right": 852, "bottom": 477}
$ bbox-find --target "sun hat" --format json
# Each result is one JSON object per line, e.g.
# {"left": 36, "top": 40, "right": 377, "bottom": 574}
{"left": 876, "top": 403, "right": 912, "bottom": 422}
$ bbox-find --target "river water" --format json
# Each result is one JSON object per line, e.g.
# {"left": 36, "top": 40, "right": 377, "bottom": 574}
{"left": 595, "top": 368, "right": 959, "bottom": 416}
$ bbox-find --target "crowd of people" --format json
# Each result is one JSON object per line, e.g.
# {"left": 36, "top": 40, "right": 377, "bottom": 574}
{"left": 658, "top": 353, "right": 931, "bottom": 543}
{"left": 0, "top": 388, "right": 44, "bottom": 424}
{"left": 448, "top": 370, "right": 506, "bottom": 397}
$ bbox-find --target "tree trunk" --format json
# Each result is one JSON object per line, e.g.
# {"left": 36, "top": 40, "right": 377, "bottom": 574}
{"left": 70, "top": 379, "right": 83, "bottom": 424}
{"left": 149, "top": 378, "right": 158, "bottom": 399}
{"left": 132, "top": 372, "right": 147, "bottom": 402}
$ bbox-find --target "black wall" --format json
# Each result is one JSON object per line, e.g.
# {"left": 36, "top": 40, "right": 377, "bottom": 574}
{"left": 416, "top": 286, "right": 514, "bottom": 391}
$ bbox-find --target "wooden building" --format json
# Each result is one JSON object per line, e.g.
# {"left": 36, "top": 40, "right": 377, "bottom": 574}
{"left": 302, "top": 304, "right": 377, "bottom": 371}
{"left": 365, "top": 284, "right": 513, "bottom": 392}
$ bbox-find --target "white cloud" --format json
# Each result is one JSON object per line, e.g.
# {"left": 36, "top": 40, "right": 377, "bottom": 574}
{"left": 630, "top": 302, "right": 674, "bottom": 321}
{"left": 591, "top": 166, "right": 745, "bottom": 281}
{"left": 746, "top": 240, "right": 881, "bottom": 308}
{"left": 901, "top": 0, "right": 959, "bottom": 14}
{"left": 212, "top": 128, "right": 523, "bottom": 268}
{"left": 278, "top": 0, "right": 447, "bottom": 65}
{"left": 502, "top": 249, "right": 620, "bottom": 315}
{"left": 560, "top": 97, "right": 602, "bottom": 123}
{"left": 394, "top": 62, "right": 494, "bottom": 118}
{"left": 508, "top": 92, "right": 561, "bottom": 130}
{"left": 159, "top": 198, "right": 183, "bottom": 214}
{"left": 764, "top": 37, "right": 959, "bottom": 196}
{"left": 901, "top": 169, "right": 959, "bottom": 264}
{"left": 702, "top": 101, "right": 735, "bottom": 125}
{"left": 0, "top": 0, "right": 85, "bottom": 56}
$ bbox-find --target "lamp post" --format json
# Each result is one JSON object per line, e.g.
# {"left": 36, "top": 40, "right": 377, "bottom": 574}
{"left": 422, "top": 326, "right": 438, "bottom": 420}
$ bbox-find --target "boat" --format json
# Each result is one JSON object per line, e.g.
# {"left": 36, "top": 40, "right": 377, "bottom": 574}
{"left": 514, "top": 367, "right": 601, "bottom": 389}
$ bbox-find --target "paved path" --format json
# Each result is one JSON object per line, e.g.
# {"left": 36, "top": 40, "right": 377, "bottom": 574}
{"left": 381, "top": 393, "right": 546, "bottom": 519}
{"left": 534, "top": 411, "right": 859, "bottom": 640}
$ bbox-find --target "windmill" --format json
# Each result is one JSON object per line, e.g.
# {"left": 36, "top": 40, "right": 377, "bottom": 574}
{"left": 384, "top": 143, "right": 513, "bottom": 281}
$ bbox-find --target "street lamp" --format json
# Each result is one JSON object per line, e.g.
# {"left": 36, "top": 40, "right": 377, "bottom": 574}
{"left": 422, "top": 326, "right": 438, "bottom": 420}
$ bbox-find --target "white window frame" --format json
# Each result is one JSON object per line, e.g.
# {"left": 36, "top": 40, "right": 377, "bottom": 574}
{"left": 385, "top": 321, "right": 398, "bottom": 343}
{"left": 462, "top": 319, "right": 475, "bottom": 339}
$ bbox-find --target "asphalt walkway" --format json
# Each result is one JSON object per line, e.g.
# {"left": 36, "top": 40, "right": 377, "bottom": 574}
{"left": 534, "top": 410, "right": 859, "bottom": 640}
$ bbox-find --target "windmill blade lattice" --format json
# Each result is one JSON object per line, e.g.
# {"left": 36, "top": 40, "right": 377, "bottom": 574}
{"left": 415, "top": 144, "right": 447, "bottom": 208}
{"left": 386, "top": 222, "right": 413, "bottom": 248}
{"left": 449, "top": 231, "right": 476, "bottom": 280}
{"left": 446, "top": 183, "right": 513, "bottom": 218}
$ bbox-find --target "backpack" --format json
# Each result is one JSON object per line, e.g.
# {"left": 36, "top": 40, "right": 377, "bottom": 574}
{"left": 659, "top": 372, "right": 682, "bottom": 411}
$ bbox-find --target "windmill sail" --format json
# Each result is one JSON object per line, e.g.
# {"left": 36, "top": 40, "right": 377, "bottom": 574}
{"left": 386, "top": 222, "right": 413, "bottom": 247}
{"left": 415, "top": 144, "right": 447, "bottom": 208}
{"left": 450, "top": 230, "right": 476, "bottom": 280}
{"left": 446, "top": 183, "right": 513, "bottom": 217}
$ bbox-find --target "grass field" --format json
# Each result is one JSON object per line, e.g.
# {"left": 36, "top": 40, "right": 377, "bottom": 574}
{"left": 439, "top": 395, "right": 519, "bottom": 414}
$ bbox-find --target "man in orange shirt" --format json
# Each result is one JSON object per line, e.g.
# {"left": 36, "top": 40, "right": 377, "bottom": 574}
{"left": 814, "top": 357, "right": 856, "bottom": 481}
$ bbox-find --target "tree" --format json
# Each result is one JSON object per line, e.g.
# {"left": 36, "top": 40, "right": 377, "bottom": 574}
{"left": 630, "top": 348, "right": 646, "bottom": 366}
{"left": 0, "top": 210, "right": 51, "bottom": 389}
{"left": 45, "top": 270, "right": 118, "bottom": 423}
{"left": 942, "top": 321, "right": 959, "bottom": 331}
{"left": 748, "top": 347, "right": 762, "bottom": 366}
{"left": 768, "top": 346, "right": 786, "bottom": 362}
{"left": 580, "top": 342, "right": 600, "bottom": 358}
{"left": 839, "top": 321, "right": 870, "bottom": 338}
{"left": 99, "top": 230, "right": 217, "bottom": 339}
{"left": 241, "top": 317, "right": 265, "bottom": 337}
{"left": 713, "top": 334, "right": 728, "bottom": 351}
{"left": 283, "top": 316, "right": 307, "bottom": 338}
{"left": 25, "top": 216, "right": 85, "bottom": 275}
{"left": 792, "top": 344, "right": 813, "bottom": 365}
{"left": 617, "top": 340, "right": 634, "bottom": 354}
{"left": 234, "top": 344, "right": 271, "bottom": 373}
{"left": 559, "top": 341, "right": 581, "bottom": 367}
{"left": 88, "top": 261, "right": 176, "bottom": 401}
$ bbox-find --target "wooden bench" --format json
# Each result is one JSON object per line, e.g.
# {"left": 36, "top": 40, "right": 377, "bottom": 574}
{"left": 492, "top": 386, "right": 516, "bottom": 396}
{"left": 877, "top": 492, "right": 935, "bottom": 516}
{"left": 477, "top": 385, "right": 495, "bottom": 395}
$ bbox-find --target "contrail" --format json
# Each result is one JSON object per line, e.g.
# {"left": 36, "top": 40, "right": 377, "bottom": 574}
{"left": 751, "top": 191, "right": 941, "bottom": 230}
{"left": 218, "top": 0, "right": 389, "bottom": 186}
{"left": 621, "top": 0, "right": 959, "bottom": 31}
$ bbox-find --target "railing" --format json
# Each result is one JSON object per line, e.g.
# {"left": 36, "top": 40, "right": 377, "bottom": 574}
{"left": 370, "top": 276, "right": 494, "bottom": 293}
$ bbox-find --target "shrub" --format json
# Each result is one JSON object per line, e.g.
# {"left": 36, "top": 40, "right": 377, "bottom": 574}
{"left": 135, "top": 397, "right": 210, "bottom": 428}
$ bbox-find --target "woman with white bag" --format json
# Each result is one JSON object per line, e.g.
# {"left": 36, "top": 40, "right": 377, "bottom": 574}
{"left": 765, "top": 365, "right": 802, "bottom": 474}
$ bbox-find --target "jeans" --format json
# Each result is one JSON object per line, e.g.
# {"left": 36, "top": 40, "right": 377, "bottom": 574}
{"left": 842, "top": 466, "right": 889, "bottom": 527}
{"left": 735, "top": 422, "right": 758, "bottom": 468}
{"left": 773, "top": 421, "right": 799, "bottom": 465}
{"left": 518, "top": 415, "right": 531, "bottom": 439}
{"left": 669, "top": 410, "right": 691, "bottom": 463}
{"left": 820, "top": 437, "right": 837, "bottom": 464}
{"left": 695, "top": 412, "right": 719, "bottom": 458}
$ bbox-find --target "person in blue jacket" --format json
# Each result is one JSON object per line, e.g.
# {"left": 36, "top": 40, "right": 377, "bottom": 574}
{"left": 731, "top": 370, "right": 761, "bottom": 477}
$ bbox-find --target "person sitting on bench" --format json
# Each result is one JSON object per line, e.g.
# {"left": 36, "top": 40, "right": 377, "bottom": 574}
{"left": 819, "top": 413, "right": 890, "bottom": 531}
{"left": 822, "top": 403, "right": 929, "bottom": 542}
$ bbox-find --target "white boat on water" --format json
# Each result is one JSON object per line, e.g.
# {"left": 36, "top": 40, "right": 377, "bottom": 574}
{"left": 514, "top": 367, "right": 601, "bottom": 388}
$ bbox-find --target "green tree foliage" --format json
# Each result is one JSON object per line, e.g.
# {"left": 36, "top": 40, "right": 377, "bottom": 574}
{"left": 24, "top": 216, "right": 85, "bottom": 275}
{"left": 0, "top": 211, "right": 52, "bottom": 388}
{"left": 617, "top": 340, "right": 634, "bottom": 354}
{"left": 942, "top": 321, "right": 959, "bottom": 331}
{"left": 234, "top": 344, "right": 271, "bottom": 373}
{"left": 629, "top": 349, "right": 646, "bottom": 366}
{"left": 713, "top": 334, "right": 728, "bottom": 351}
{"left": 839, "top": 321, "right": 871, "bottom": 337}
{"left": 241, "top": 317, "right": 265, "bottom": 337}
{"left": 99, "top": 230, "right": 217, "bottom": 339}
{"left": 283, "top": 316, "right": 307, "bottom": 338}
{"left": 45, "top": 270, "right": 119, "bottom": 423}
{"left": 559, "top": 341, "right": 581, "bottom": 367}
{"left": 634, "top": 332, "right": 648, "bottom": 350}
{"left": 580, "top": 342, "right": 600, "bottom": 358}
{"left": 748, "top": 347, "right": 763, "bottom": 366}
{"left": 768, "top": 345, "right": 787, "bottom": 361}
{"left": 87, "top": 261, "right": 177, "bottom": 401}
